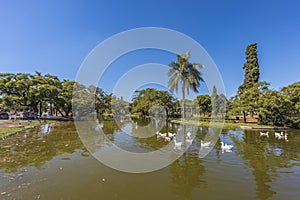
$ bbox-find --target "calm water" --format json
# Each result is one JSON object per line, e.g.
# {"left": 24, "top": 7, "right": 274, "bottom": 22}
{"left": 0, "top": 120, "right": 300, "bottom": 200}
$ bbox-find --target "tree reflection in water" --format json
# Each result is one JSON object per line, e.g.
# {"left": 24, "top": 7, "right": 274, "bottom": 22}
{"left": 169, "top": 126, "right": 207, "bottom": 199}
{"left": 230, "top": 130, "right": 296, "bottom": 200}
{"left": 0, "top": 122, "right": 87, "bottom": 173}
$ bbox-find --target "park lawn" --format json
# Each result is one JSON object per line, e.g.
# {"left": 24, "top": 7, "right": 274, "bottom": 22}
{"left": 170, "top": 118, "right": 277, "bottom": 130}
{"left": 0, "top": 121, "right": 48, "bottom": 139}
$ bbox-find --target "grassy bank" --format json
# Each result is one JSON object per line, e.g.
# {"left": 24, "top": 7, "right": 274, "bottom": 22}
{"left": 0, "top": 121, "right": 49, "bottom": 139}
{"left": 170, "top": 118, "right": 285, "bottom": 130}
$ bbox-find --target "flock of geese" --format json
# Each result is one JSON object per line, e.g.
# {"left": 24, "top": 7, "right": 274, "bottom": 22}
{"left": 156, "top": 131, "right": 234, "bottom": 151}
{"left": 260, "top": 131, "right": 289, "bottom": 141}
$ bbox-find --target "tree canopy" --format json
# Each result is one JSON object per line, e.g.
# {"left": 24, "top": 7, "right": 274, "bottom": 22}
{"left": 131, "top": 88, "right": 177, "bottom": 117}
{"left": 0, "top": 72, "right": 111, "bottom": 117}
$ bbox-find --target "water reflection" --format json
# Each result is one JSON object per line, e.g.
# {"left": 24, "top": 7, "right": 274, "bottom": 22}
{"left": 0, "top": 122, "right": 87, "bottom": 173}
{"left": 230, "top": 130, "right": 300, "bottom": 200}
{"left": 0, "top": 119, "right": 300, "bottom": 200}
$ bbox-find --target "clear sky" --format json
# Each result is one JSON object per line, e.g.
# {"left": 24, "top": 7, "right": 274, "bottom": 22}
{"left": 0, "top": 0, "right": 299, "bottom": 98}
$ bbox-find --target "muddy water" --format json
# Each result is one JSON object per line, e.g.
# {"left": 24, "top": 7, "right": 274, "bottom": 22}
{"left": 0, "top": 121, "right": 299, "bottom": 200}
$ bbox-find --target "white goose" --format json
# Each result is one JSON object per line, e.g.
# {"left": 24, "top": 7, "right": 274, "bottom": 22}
{"left": 156, "top": 132, "right": 167, "bottom": 139}
{"left": 275, "top": 132, "right": 283, "bottom": 138}
{"left": 186, "top": 138, "right": 193, "bottom": 144}
{"left": 275, "top": 132, "right": 288, "bottom": 141}
{"left": 260, "top": 132, "right": 269, "bottom": 137}
{"left": 168, "top": 132, "right": 176, "bottom": 139}
{"left": 187, "top": 132, "right": 192, "bottom": 139}
{"left": 173, "top": 137, "right": 182, "bottom": 148}
{"left": 165, "top": 136, "right": 172, "bottom": 142}
{"left": 201, "top": 140, "right": 211, "bottom": 147}
{"left": 220, "top": 142, "right": 234, "bottom": 150}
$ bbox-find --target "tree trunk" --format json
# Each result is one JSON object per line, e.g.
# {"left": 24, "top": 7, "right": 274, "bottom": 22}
{"left": 250, "top": 111, "right": 254, "bottom": 118}
{"left": 39, "top": 101, "right": 42, "bottom": 117}
{"left": 57, "top": 109, "right": 65, "bottom": 117}
{"left": 32, "top": 102, "right": 39, "bottom": 114}
{"left": 181, "top": 81, "right": 186, "bottom": 120}
{"left": 243, "top": 110, "right": 247, "bottom": 123}
{"left": 50, "top": 102, "right": 53, "bottom": 116}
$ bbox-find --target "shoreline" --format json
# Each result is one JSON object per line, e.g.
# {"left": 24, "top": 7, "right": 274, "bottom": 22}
{"left": 0, "top": 120, "right": 52, "bottom": 139}
{"left": 170, "top": 119, "right": 291, "bottom": 130}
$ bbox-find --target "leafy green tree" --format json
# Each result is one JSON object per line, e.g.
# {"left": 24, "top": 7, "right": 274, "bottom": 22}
{"left": 230, "top": 82, "right": 269, "bottom": 121}
{"left": 0, "top": 72, "right": 116, "bottom": 118}
{"left": 0, "top": 72, "right": 62, "bottom": 115}
{"left": 258, "top": 89, "right": 292, "bottom": 126}
{"left": 0, "top": 73, "right": 38, "bottom": 112}
{"left": 168, "top": 51, "right": 204, "bottom": 119}
{"left": 258, "top": 82, "right": 300, "bottom": 128}
{"left": 131, "top": 88, "right": 176, "bottom": 117}
{"left": 196, "top": 95, "right": 211, "bottom": 116}
{"left": 282, "top": 82, "right": 300, "bottom": 127}
{"left": 52, "top": 80, "right": 75, "bottom": 117}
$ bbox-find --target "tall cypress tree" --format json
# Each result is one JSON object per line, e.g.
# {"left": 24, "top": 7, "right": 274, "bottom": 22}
{"left": 231, "top": 43, "right": 264, "bottom": 123}
{"left": 211, "top": 86, "right": 218, "bottom": 117}
{"left": 239, "top": 43, "right": 260, "bottom": 92}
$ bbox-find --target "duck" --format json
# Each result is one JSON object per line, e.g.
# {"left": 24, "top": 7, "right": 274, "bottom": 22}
{"left": 186, "top": 138, "right": 193, "bottom": 144}
{"left": 157, "top": 132, "right": 167, "bottom": 139}
{"left": 168, "top": 132, "right": 176, "bottom": 139}
{"left": 260, "top": 132, "right": 269, "bottom": 137}
{"left": 187, "top": 132, "right": 192, "bottom": 139}
{"left": 165, "top": 136, "right": 172, "bottom": 142}
{"left": 274, "top": 133, "right": 280, "bottom": 138}
{"left": 275, "top": 132, "right": 284, "bottom": 138}
{"left": 275, "top": 132, "right": 288, "bottom": 141}
{"left": 156, "top": 131, "right": 162, "bottom": 138}
{"left": 220, "top": 142, "right": 233, "bottom": 150}
{"left": 173, "top": 137, "right": 182, "bottom": 148}
{"left": 201, "top": 140, "right": 211, "bottom": 147}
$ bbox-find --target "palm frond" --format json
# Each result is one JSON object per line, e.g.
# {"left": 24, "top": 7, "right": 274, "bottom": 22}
{"left": 168, "top": 66, "right": 179, "bottom": 77}
{"left": 168, "top": 73, "right": 180, "bottom": 93}
{"left": 168, "top": 51, "right": 204, "bottom": 98}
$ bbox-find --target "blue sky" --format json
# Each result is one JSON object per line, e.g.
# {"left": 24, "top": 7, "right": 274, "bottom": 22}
{"left": 0, "top": 0, "right": 299, "bottom": 98}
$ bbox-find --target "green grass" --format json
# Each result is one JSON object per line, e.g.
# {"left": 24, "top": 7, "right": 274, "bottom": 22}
{"left": 0, "top": 127, "right": 23, "bottom": 138}
{"left": 0, "top": 121, "right": 49, "bottom": 139}
{"left": 170, "top": 118, "right": 276, "bottom": 130}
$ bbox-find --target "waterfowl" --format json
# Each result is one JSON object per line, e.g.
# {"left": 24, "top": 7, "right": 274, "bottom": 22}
{"left": 220, "top": 142, "right": 233, "bottom": 150}
{"left": 168, "top": 132, "right": 176, "bottom": 139}
{"left": 157, "top": 132, "right": 167, "bottom": 139}
{"left": 275, "top": 132, "right": 288, "bottom": 141}
{"left": 173, "top": 137, "right": 182, "bottom": 148}
{"left": 186, "top": 138, "right": 193, "bottom": 144}
{"left": 201, "top": 140, "right": 211, "bottom": 147}
{"left": 260, "top": 132, "right": 269, "bottom": 137}
{"left": 187, "top": 132, "right": 192, "bottom": 139}
{"left": 165, "top": 136, "right": 172, "bottom": 142}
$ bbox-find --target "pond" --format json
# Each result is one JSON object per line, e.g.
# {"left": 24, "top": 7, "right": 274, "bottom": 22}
{"left": 0, "top": 120, "right": 300, "bottom": 200}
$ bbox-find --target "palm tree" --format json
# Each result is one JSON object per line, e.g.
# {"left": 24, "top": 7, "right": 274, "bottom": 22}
{"left": 168, "top": 51, "right": 204, "bottom": 119}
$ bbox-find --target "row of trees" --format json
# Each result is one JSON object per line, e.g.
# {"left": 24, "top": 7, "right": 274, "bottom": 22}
{"left": 0, "top": 44, "right": 298, "bottom": 128}
{"left": 0, "top": 72, "right": 111, "bottom": 117}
